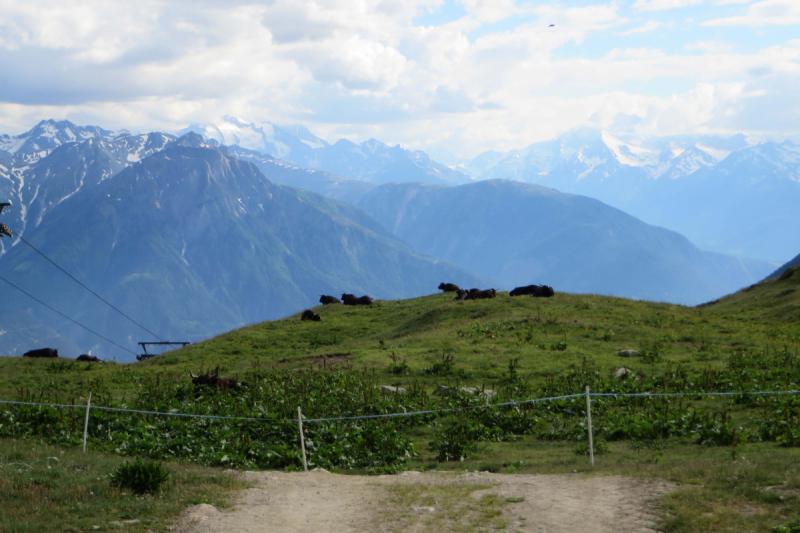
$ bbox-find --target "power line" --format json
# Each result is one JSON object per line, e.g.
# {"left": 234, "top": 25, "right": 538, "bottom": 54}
{"left": 9, "top": 229, "right": 165, "bottom": 342}
{"left": 0, "top": 274, "right": 139, "bottom": 357}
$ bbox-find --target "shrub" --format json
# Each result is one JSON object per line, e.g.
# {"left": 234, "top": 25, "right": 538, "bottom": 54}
{"left": 773, "top": 519, "right": 800, "bottom": 533}
{"left": 386, "top": 352, "right": 411, "bottom": 375}
{"left": 573, "top": 438, "right": 609, "bottom": 456}
{"left": 110, "top": 459, "right": 170, "bottom": 495}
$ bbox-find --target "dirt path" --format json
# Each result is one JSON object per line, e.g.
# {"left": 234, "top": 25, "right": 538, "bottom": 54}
{"left": 180, "top": 470, "right": 676, "bottom": 533}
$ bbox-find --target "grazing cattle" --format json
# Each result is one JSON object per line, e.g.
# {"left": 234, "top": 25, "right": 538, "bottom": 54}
{"left": 76, "top": 354, "right": 100, "bottom": 362}
{"left": 301, "top": 310, "right": 321, "bottom": 321}
{"left": 189, "top": 370, "right": 238, "bottom": 389}
{"left": 509, "top": 284, "right": 555, "bottom": 297}
{"left": 23, "top": 348, "right": 58, "bottom": 358}
{"left": 342, "top": 294, "right": 373, "bottom": 306}
{"left": 319, "top": 295, "right": 341, "bottom": 305}
{"left": 464, "top": 289, "right": 496, "bottom": 300}
{"left": 438, "top": 282, "right": 460, "bottom": 293}
{"left": 454, "top": 288, "right": 484, "bottom": 300}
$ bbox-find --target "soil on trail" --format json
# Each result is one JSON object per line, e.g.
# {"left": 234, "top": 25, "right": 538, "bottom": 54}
{"left": 180, "top": 470, "right": 675, "bottom": 533}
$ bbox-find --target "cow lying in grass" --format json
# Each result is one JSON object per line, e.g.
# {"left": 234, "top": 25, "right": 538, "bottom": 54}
{"left": 438, "top": 282, "right": 460, "bottom": 292}
{"left": 23, "top": 348, "right": 58, "bottom": 358}
{"left": 509, "top": 284, "right": 555, "bottom": 297}
{"left": 76, "top": 354, "right": 100, "bottom": 362}
{"left": 301, "top": 310, "right": 321, "bottom": 321}
{"left": 319, "top": 295, "right": 341, "bottom": 305}
{"left": 189, "top": 369, "right": 241, "bottom": 390}
{"left": 342, "top": 293, "right": 373, "bottom": 306}
{"left": 455, "top": 289, "right": 496, "bottom": 300}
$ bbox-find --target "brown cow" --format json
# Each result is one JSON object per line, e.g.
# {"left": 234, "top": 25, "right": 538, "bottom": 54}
{"left": 189, "top": 369, "right": 239, "bottom": 389}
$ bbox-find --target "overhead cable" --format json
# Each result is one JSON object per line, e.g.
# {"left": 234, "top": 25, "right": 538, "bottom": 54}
{"left": 9, "top": 229, "right": 165, "bottom": 341}
{"left": 0, "top": 274, "right": 139, "bottom": 356}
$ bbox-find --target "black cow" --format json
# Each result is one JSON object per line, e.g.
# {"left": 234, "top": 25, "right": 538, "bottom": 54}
{"left": 23, "top": 348, "right": 58, "bottom": 358}
{"left": 301, "top": 310, "right": 322, "bottom": 321}
{"left": 438, "top": 282, "right": 460, "bottom": 292}
{"left": 342, "top": 294, "right": 373, "bottom": 306}
{"left": 319, "top": 295, "right": 341, "bottom": 305}
{"left": 509, "top": 284, "right": 555, "bottom": 298}
{"left": 455, "top": 288, "right": 496, "bottom": 300}
{"left": 465, "top": 289, "right": 497, "bottom": 300}
{"left": 76, "top": 354, "right": 100, "bottom": 362}
{"left": 189, "top": 369, "right": 238, "bottom": 389}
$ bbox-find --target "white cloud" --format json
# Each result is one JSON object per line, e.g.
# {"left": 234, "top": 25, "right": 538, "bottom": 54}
{"left": 0, "top": 0, "right": 798, "bottom": 161}
{"left": 684, "top": 40, "right": 737, "bottom": 52}
{"left": 618, "top": 20, "right": 662, "bottom": 35}
{"left": 703, "top": 0, "right": 800, "bottom": 26}
{"left": 633, "top": 0, "right": 703, "bottom": 12}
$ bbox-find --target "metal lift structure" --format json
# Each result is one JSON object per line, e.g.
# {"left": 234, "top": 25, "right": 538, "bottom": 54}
{"left": 137, "top": 341, "right": 190, "bottom": 361}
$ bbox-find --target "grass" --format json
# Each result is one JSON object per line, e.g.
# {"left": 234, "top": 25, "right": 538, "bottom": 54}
{"left": 381, "top": 483, "right": 511, "bottom": 532}
{"left": 2, "top": 268, "right": 798, "bottom": 401}
{"left": 0, "top": 438, "right": 248, "bottom": 533}
{"left": 0, "top": 266, "right": 799, "bottom": 532}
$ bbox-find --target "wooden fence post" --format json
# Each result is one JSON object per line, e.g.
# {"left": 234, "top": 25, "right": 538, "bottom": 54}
{"left": 298, "top": 406, "right": 308, "bottom": 472}
{"left": 586, "top": 386, "right": 594, "bottom": 467}
{"left": 82, "top": 392, "right": 92, "bottom": 453}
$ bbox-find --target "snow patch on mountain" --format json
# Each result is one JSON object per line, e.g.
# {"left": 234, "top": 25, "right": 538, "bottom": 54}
{"left": 695, "top": 143, "right": 731, "bottom": 162}
{"left": 601, "top": 131, "right": 658, "bottom": 167}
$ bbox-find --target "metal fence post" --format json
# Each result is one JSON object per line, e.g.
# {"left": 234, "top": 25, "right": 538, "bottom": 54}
{"left": 298, "top": 406, "right": 308, "bottom": 471}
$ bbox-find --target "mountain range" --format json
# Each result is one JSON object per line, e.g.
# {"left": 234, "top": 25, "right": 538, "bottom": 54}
{"left": 184, "top": 118, "right": 800, "bottom": 263}
{"left": 0, "top": 118, "right": 789, "bottom": 360}
{"left": 356, "top": 180, "right": 773, "bottom": 305}
{"left": 462, "top": 129, "right": 800, "bottom": 263}
{"left": 0, "top": 126, "right": 483, "bottom": 360}
{"left": 183, "top": 116, "right": 469, "bottom": 186}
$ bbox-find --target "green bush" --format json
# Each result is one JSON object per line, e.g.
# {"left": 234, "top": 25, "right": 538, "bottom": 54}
{"left": 773, "top": 519, "right": 800, "bottom": 533}
{"left": 110, "top": 458, "right": 170, "bottom": 495}
{"left": 573, "top": 438, "right": 609, "bottom": 456}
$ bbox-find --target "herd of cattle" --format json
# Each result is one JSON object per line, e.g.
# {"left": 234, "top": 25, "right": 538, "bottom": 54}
{"left": 21, "top": 348, "right": 100, "bottom": 362}
{"left": 18, "top": 282, "right": 554, "bottom": 363}
{"left": 305, "top": 282, "right": 554, "bottom": 321}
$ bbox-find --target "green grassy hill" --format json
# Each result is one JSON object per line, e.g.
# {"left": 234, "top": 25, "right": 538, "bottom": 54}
{"left": 2, "top": 267, "right": 799, "bottom": 399}
{"left": 2, "top": 274, "right": 800, "bottom": 533}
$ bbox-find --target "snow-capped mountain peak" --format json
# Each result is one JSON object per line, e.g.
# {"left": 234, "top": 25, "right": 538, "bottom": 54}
{"left": 185, "top": 117, "right": 470, "bottom": 186}
{"left": 601, "top": 131, "right": 659, "bottom": 168}
{"left": 0, "top": 119, "right": 129, "bottom": 164}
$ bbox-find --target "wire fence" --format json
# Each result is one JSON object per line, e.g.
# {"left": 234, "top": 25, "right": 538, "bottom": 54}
{"left": 2, "top": 389, "right": 799, "bottom": 424}
{"left": 3, "top": 388, "right": 799, "bottom": 469}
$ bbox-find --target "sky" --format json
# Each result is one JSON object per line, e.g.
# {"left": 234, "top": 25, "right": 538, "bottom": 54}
{"left": 0, "top": 0, "right": 799, "bottom": 162}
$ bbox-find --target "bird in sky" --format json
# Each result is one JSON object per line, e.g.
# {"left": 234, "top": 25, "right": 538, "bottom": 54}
{"left": 549, "top": 24, "right": 555, "bottom": 27}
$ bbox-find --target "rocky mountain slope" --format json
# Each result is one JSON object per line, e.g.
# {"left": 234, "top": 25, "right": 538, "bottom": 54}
{"left": 0, "top": 133, "right": 483, "bottom": 360}
{"left": 766, "top": 253, "right": 800, "bottom": 280}
{"left": 357, "top": 180, "right": 774, "bottom": 306}
{"left": 464, "top": 129, "right": 800, "bottom": 262}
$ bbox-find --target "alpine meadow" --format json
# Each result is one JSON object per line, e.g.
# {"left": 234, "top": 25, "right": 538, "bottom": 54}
{"left": 2, "top": 1, "right": 800, "bottom": 532}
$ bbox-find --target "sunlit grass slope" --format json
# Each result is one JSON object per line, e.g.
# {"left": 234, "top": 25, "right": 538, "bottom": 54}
{"left": 3, "top": 266, "right": 797, "bottom": 399}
